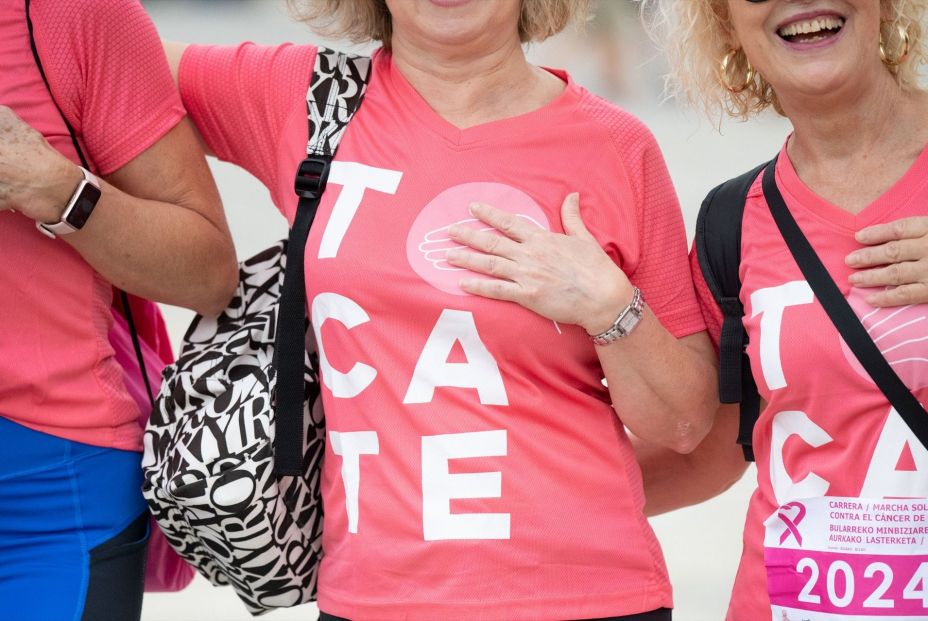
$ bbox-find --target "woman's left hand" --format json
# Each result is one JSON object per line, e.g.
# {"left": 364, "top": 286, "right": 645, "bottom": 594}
{"left": 846, "top": 216, "right": 928, "bottom": 307}
{"left": 446, "top": 192, "right": 633, "bottom": 335}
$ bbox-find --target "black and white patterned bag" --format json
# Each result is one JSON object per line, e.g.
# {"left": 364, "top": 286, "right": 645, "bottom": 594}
{"left": 141, "top": 48, "right": 371, "bottom": 615}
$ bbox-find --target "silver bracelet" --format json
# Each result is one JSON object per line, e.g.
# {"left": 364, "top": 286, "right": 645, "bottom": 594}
{"left": 588, "top": 287, "right": 645, "bottom": 346}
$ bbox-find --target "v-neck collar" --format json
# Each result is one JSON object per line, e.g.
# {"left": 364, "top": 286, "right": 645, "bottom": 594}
{"left": 373, "top": 48, "right": 581, "bottom": 149}
{"left": 775, "top": 138, "right": 928, "bottom": 231}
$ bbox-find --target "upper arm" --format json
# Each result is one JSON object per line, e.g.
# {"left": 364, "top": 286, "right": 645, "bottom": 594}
{"left": 104, "top": 117, "right": 225, "bottom": 230}
{"left": 621, "top": 122, "right": 705, "bottom": 339}
{"left": 175, "top": 42, "right": 317, "bottom": 192}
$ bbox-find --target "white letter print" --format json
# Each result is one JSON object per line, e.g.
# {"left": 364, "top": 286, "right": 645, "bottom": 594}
{"left": 751, "top": 281, "right": 814, "bottom": 391}
{"left": 422, "top": 430, "right": 510, "bottom": 541}
{"left": 329, "top": 431, "right": 380, "bottom": 534}
{"left": 312, "top": 292, "right": 377, "bottom": 398}
{"left": 318, "top": 162, "right": 403, "bottom": 259}
{"left": 403, "top": 309, "right": 508, "bottom": 405}
{"left": 770, "top": 410, "right": 833, "bottom": 505}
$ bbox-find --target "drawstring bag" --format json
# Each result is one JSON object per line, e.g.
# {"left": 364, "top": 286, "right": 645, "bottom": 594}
{"left": 141, "top": 48, "right": 371, "bottom": 615}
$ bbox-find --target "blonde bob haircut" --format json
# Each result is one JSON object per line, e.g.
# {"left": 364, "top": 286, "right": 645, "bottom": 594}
{"left": 288, "top": 0, "right": 590, "bottom": 46}
{"left": 642, "top": 0, "right": 928, "bottom": 120}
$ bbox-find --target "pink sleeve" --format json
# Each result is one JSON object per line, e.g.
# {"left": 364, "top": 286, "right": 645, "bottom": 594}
{"left": 620, "top": 123, "right": 707, "bottom": 339}
{"left": 179, "top": 42, "right": 317, "bottom": 198}
{"left": 690, "top": 245, "right": 724, "bottom": 351}
{"left": 33, "top": 0, "right": 185, "bottom": 175}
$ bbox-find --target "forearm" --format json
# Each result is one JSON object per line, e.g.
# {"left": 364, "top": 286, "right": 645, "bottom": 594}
{"left": 600, "top": 315, "right": 717, "bottom": 453}
{"left": 63, "top": 178, "right": 237, "bottom": 315}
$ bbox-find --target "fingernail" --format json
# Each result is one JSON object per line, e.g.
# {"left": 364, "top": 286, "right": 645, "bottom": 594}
{"left": 846, "top": 252, "right": 859, "bottom": 266}
{"left": 446, "top": 249, "right": 461, "bottom": 262}
{"left": 448, "top": 225, "right": 460, "bottom": 238}
{"left": 469, "top": 202, "right": 481, "bottom": 215}
{"left": 849, "top": 273, "right": 861, "bottom": 284}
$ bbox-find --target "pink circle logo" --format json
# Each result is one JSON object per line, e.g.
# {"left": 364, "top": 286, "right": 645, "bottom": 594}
{"left": 839, "top": 286, "right": 928, "bottom": 391}
{"left": 406, "top": 182, "right": 550, "bottom": 296}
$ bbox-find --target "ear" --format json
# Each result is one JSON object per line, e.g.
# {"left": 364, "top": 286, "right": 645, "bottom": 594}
{"left": 712, "top": 0, "right": 741, "bottom": 49}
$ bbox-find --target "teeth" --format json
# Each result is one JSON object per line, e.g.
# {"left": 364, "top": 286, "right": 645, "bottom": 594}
{"left": 778, "top": 16, "right": 845, "bottom": 38}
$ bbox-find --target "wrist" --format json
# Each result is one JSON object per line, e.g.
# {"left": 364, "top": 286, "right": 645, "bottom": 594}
{"left": 32, "top": 162, "right": 83, "bottom": 224}
{"left": 582, "top": 282, "right": 637, "bottom": 336}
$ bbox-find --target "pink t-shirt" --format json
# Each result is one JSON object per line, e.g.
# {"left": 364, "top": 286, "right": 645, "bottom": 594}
{"left": 0, "top": 0, "right": 184, "bottom": 450}
{"left": 181, "top": 42, "right": 705, "bottom": 620}
{"left": 693, "top": 145, "right": 928, "bottom": 620}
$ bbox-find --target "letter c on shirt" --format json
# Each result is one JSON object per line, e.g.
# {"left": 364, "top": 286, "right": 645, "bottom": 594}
{"left": 770, "top": 410, "right": 833, "bottom": 505}
{"left": 311, "top": 292, "right": 377, "bottom": 398}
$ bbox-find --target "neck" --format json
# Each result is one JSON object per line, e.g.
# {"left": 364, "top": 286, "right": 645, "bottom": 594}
{"left": 782, "top": 69, "right": 926, "bottom": 167}
{"left": 389, "top": 31, "right": 561, "bottom": 129}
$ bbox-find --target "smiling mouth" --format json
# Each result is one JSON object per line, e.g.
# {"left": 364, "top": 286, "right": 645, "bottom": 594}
{"left": 777, "top": 15, "right": 845, "bottom": 44}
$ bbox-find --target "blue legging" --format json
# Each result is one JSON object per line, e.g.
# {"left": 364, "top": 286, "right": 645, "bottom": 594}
{"left": 0, "top": 416, "right": 149, "bottom": 621}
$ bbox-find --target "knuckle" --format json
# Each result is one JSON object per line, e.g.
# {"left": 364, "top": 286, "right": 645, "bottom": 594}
{"left": 885, "top": 241, "right": 901, "bottom": 262}
{"left": 892, "top": 220, "right": 909, "bottom": 238}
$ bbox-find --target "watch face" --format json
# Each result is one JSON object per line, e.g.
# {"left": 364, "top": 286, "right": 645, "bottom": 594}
{"left": 65, "top": 181, "right": 102, "bottom": 229}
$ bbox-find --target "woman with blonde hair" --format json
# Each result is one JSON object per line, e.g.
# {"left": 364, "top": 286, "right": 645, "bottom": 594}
{"left": 640, "top": 1, "right": 928, "bottom": 619}
{"left": 166, "top": 0, "right": 719, "bottom": 618}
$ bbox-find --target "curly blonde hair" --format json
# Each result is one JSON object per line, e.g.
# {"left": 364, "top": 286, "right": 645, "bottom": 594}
{"left": 641, "top": 0, "right": 928, "bottom": 119}
{"left": 289, "top": 0, "right": 590, "bottom": 47}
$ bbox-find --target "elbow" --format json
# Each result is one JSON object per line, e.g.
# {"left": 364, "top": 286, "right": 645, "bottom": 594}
{"left": 192, "top": 250, "right": 239, "bottom": 317}
{"left": 667, "top": 401, "right": 715, "bottom": 454}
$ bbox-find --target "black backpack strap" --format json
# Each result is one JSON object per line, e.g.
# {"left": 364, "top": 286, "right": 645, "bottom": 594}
{"left": 273, "top": 49, "right": 372, "bottom": 476}
{"left": 695, "top": 160, "right": 771, "bottom": 461}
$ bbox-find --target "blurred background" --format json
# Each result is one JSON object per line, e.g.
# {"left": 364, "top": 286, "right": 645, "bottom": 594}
{"left": 141, "top": 1, "right": 791, "bottom": 619}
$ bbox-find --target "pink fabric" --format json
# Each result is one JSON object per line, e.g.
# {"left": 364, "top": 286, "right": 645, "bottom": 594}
{"left": 109, "top": 299, "right": 195, "bottom": 593}
{"left": 688, "top": 143, "right": 928, "bottom": 620}
{"left": 181, "top": 43, "right": 704, "bottom": 620}
{"left": 0, "top": 0, "right": 185, "bottom": 450}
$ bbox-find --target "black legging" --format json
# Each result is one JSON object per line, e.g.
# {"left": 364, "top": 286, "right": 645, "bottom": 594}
{"left": 319, "top": 609, "right": 672, "bottom": 621}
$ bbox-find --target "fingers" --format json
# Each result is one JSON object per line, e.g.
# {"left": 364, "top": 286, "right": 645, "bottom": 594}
{"left": 559, "top": 192, "right": 594, "bottom": 240}
{"left": 448, "top": 219, "right": 520, "bottom": 258}
{"left": 849, "top": 259, "right": 928, "bottom": 288}
{"left": 846, "top": 238, "right": 925, "bottom": 268}
{"left": 466, "top": 202, "right": 538, "bottom": 242}
{"left": 863, "top": 283, "right": 928, "bottom": 308}
{"left": 855, "top": 217, "right": 928, "bottom": 245}
{"left": 458, "top": 277, "right": 521, "bottom": 303}
{"left": 446, "top": 247, "right": 517, "bottom": 280}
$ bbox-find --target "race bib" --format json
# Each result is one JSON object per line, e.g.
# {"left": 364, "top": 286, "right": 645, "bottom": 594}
{"left": 765, "top": 497, "right": 928, "bottom": 620}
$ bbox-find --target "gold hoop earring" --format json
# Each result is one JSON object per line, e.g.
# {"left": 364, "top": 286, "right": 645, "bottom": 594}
{"left": 719, "top": 49, "right": 755, "bottom": 93}
{"left": 880, "top": 21, "right": 911, "bottom": 67}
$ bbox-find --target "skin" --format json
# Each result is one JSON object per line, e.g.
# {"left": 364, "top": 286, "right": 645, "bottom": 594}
{"left": 639, "top": 0, "right": 928, "bottom": 514}
{"left": 0, "top": 106, "right": 238, "bottom": 316}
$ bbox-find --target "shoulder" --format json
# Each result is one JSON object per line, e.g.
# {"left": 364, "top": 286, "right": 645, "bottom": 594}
{"left": 31, "top": 0, "right": 151, "bottom": 40}
{"left": 574, "top": 90, "right": 659, "bottom": 156}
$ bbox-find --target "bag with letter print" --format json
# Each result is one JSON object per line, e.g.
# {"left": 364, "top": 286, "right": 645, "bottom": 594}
{"left": 141, "top": 48, "right": 372, "bottom": 615}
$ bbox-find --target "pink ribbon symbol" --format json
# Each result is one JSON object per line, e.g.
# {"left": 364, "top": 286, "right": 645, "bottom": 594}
{"left": 778, "top": 502, "right": 806, "bottom": 546}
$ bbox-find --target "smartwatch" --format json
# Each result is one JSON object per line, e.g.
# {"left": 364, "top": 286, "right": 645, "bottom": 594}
{"left": 37, "top": 166, "right": 102, "bottom": 239}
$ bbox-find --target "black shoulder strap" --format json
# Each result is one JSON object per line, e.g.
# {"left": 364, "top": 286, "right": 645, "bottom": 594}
{"left": 695, "top": 160, "right": 770, "bottom": 461}
{"left": 762, "top": 160, "right": 928, "bottom": 449}
{"left": 26, "top": 0, "right": 155, "bottom": 407}
{"left": 273, "top": 49, "right": 372, "bottom": 476}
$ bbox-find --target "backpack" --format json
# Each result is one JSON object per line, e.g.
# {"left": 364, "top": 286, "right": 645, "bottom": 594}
{"left": 693, "top": 160, "right": 774, "bottom": 461}
{"left": 141, "top": 48, "right": 372, "bottom": 614}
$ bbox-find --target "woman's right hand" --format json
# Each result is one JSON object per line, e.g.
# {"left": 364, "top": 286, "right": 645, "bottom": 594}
{"left": 846, "top": 217, "right": 928, "bottom": 307}
{"left": 0, "top": 105, "right": 82, "bottom": 223}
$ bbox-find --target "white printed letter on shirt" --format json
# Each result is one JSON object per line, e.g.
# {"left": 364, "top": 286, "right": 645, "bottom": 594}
{"left": 751, "top": 281, "right": 814, "bottom": 391}
{"left": 861, "top": 407, "right": 928, "bottom": 498}
{"left": 319, "top": 162, "right": 403, "bottom": 258}
{"left": 771, "top": 410, "right": 833, "bottom": 505}
{"left": 329, "top": 431, "right": 380, "bottom": 534}
{"left": 312, "top": 292, "right": 377, "bottom": 398}
{"left": 403, "top": 309, "right": 508, "bottom": 405}
{"left": 422, "top": 430, "right": 510, "bottom": 540}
